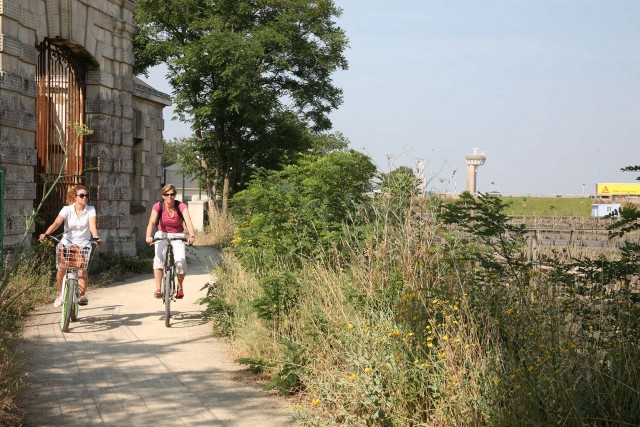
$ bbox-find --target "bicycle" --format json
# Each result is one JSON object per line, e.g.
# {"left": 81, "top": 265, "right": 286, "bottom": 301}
{"left": 45, "top": 235, "right": 98, "bottom": 332}
{"left": 152, "top": 236, "right": 188, "bottom": 327}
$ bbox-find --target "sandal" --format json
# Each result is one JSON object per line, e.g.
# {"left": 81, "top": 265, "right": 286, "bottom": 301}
{"left": 154, "top": 289, "right": 162, "bottom": 299}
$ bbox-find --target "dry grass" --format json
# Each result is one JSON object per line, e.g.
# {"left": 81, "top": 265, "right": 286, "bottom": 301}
{"left": 0, "top": 252, "right": 56, "bottom": 425}
{"left": 195, "top": 208, "right": 235, "bottom": 247}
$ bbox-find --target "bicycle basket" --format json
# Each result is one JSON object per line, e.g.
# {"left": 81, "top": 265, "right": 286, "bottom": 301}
{"left": 56, "top": 244, "right": 91, "bottom": 269}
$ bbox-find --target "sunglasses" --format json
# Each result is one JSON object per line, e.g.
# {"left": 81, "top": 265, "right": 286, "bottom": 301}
{"left": 163, "top": 193, "right": 176, "bottom": 197}
{"left": 76, "top": 193, "right": 89, "bottom": 199}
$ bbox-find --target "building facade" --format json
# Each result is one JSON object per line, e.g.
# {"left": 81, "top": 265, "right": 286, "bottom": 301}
{"left": 0, "top": 0, "right": 169, "bottom": 255}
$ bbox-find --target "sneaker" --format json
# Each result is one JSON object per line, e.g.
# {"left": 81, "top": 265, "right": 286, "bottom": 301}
{"left": 176, "top": 288, "right": 184, "bottom": 299}
{"left": 53, "top": 297, "right": 63, "bottom": 308}
{"left": 78, "top": 295, "right": 89, "bottom": 306}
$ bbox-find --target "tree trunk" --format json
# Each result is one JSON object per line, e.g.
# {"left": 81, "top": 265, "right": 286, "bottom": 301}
{"left": 222, "top": 161, "right": 232, "bottom": 214}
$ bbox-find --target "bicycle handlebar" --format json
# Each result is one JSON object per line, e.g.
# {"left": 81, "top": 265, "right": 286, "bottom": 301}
{"left": 150, "top": 236, "right": 191, "bottom": 246}
{"left": 43, "top": 234, "right": 100, "bottom": 246}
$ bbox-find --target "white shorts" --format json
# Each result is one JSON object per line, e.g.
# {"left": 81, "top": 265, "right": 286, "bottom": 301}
{"left": 153, "top": 231, "right": 187, "bottom": 274}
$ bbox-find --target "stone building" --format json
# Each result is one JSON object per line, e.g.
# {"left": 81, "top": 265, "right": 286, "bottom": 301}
{"left": 0, "top": 0, "right": 170, "bottom": 255}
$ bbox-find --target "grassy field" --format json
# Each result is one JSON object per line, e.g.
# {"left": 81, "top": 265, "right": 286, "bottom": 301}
{"left": 497, "top": 196, "right": 592, "bottom": 216}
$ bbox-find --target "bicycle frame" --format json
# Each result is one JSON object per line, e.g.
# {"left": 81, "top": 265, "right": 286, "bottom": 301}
{"left": 152, "top": 236, "right": 187, "bottom": 327}
{"left": 46, "top": 235, "right": 96, "bottom": 332}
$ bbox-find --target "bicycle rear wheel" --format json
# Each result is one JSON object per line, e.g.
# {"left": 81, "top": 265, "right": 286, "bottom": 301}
{"left": 164, "top": 270, "right": 172, "bottom": 327}
{"left": 60, "top": 277, "right": 74, "bottom": 332}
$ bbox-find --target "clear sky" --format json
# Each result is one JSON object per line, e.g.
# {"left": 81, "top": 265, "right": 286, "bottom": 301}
{"left": 140, "top": 0, "right": 640, "bottom": 196}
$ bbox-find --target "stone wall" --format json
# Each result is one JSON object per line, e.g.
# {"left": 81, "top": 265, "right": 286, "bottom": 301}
{"left": 0, "top": 0, "right": 170, "bottom": 255}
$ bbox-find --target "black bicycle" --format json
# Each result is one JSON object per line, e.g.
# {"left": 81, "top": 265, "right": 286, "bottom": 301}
{"left": 152, "top": 236, "right": 188, "bottom": 327}
{"left": 45, "top": 235, "right": 98, "bottom": 332}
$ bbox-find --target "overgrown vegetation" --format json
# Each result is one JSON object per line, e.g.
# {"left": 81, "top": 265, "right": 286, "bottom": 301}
{"left": 202, "top": 160, "right": 640, "bottom": 426}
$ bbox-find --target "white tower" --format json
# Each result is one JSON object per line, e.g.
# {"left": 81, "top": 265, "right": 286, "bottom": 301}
{"left": 465, "top": 148, "right": 486, "bottom": 195}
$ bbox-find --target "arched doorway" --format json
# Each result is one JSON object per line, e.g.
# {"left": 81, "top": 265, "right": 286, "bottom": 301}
{"left": 34, "top": 39, "right": 87, "bottom": 235}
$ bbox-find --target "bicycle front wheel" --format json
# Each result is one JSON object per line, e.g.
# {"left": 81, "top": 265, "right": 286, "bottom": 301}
{"left": 164, "top": 270, "right": 172, "bottom": 327}
{"left": 70, "top": 282, "right": 79, "bottom": 322}
{"left": 60, "top": 277, "right": 75, "bottom": 332}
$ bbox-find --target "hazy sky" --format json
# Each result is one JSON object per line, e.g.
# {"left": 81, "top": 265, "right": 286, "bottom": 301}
{"left": 140, "top": 0, "right": 640, "bottom": 195}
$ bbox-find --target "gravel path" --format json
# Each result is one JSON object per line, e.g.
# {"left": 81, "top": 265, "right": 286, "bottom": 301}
{"left": 16, "top": 245, "right": 297, "bottom": 426}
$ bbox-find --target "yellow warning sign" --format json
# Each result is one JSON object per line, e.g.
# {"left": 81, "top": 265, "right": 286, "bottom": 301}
{"left": 596, "top": 183, "right": 640, "bottom": 195}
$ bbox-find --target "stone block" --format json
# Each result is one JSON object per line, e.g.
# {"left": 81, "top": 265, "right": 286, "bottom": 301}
{"left": 133, "top": 186, "right": 150, "bottom": 203}
{"left": 134, "top": 162, "right": 150, "bottom": 177}
{"left": 2, "top": 0, "right": 21, "bottom": 20}
{"left": 21, "top": 7, "right": 38, "bottom": 29}
{"left": 0, "top": 103, "right": 37, "bottom": 131}
{"left": 0, "top": 34, "right": 23, "bottom": 57}
{"left": 85, "top": 98, "right": 115, "bottom": 115}
{"left": 122, "top": 132, "right": 133, "bottom": 146}
{"left": 0, "top": 141, "right": 37, "bottom": 165}
{"left": 0, "top": 71, "right": 37, "bottom": 97}
{"left": 3, "top": 211, "right": 32, "bottom": 235}
{"left": 115, "top": 158, "right": 133, "bottom": 174}
{"left": 5, "top": 180, "right": 36, "bottom": 199}
{"left": 94, "top": 184, "right": 133, "bottom": 201}
{"left": 122, "top": 104, "right": 134, "bottom": 119}
{"left": 21, "top": 44, "right": 38, "bottom": 64}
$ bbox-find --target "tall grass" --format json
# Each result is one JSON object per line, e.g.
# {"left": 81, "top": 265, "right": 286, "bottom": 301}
{"left": 207, "top": 196, "right": 640, "bottom": 426}
{"left": 196, "top": 208, "right": 235, "bottom": 247}
{"left": 0, "top": 246, "right": 58, "bottom": 424}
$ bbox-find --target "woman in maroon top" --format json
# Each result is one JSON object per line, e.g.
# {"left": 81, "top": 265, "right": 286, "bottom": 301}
{"left": 145, "top": 184, "right": 196, "bottom": 299}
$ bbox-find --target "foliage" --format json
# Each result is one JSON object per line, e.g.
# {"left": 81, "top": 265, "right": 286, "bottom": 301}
{"left": 253, "top": 272, "right": 300, "bottom": 322}
{"left": 375, "top": 166, "right": 421, "bottom": 220}
{"left": 378, "top": 166, "right": 420, "bottom": 196}
{"left": 134, "top": 0, "right": 348, "bottom": 208}
{"left": 230, "top": 149, "right": 376, "bottom": 271}
{"left": 161, "top": 137, "right": 188, "bottom": 168}
{"left": 440, "top": 191, "right": 532, "bottom": 287}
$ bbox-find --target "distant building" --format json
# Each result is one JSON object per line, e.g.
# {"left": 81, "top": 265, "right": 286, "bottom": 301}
{"left": 163, "top": 163, "right": 208, "bottom": 202}
{"left": 591, "top": 203, "right": 620, "bottom": 217}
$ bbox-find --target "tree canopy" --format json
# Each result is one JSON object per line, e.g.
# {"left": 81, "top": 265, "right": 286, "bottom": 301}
{"left": 134, "top": 0, "right": 349, "bottom": 210}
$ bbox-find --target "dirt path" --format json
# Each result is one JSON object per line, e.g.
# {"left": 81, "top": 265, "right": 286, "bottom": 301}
{"left": 15, "top": 245, "right": 297, "bottom": 426}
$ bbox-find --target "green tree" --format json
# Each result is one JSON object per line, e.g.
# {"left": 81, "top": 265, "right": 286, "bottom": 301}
{"left": 134, "top": 0, "right": 348, "bottom": 212}
{"left": 161, "top": 137, "right": 187, "bottom": 168}
{"left": 379, "top": 166, "right": 420, "bottom": 196}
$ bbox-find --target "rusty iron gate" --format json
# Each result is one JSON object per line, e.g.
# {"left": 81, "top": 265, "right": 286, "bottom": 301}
{"left": 35, "top": 39, "right": 86, "bottom": 235}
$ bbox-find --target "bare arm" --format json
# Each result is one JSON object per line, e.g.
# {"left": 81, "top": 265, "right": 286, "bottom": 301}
{"left": 146, "top": 209, "right": 159, "bottom": 243}
{"left": 39, "top": 215, "right": 65, "bottom": 240}
{"left": 181, "top": 208, "right": 196, "bottom": 245}
{"left": 89, "top": 216, "right": 102, "bottom": 244}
